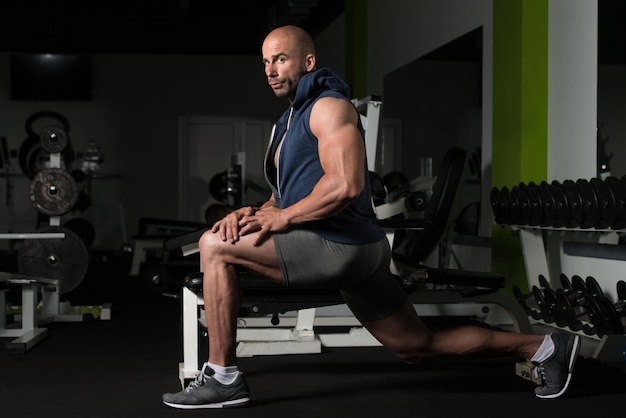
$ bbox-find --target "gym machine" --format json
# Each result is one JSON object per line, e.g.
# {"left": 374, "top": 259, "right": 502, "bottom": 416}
{"left": 0, "top": 113, "right": 110, "bottom": 352}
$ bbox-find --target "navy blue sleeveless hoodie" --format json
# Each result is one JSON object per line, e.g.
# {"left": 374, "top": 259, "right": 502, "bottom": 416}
{"left": 264, "top": 68, "right": 384, "bottom": 244}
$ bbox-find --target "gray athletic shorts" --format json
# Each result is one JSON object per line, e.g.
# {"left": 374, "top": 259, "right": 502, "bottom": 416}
{"left": 273, "top": 229, "right": 408, "bottom": 322}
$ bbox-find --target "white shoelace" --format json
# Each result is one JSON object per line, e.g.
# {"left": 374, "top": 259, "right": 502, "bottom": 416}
{"left": 185, "top": 370, "right": 210, "bottom": 392}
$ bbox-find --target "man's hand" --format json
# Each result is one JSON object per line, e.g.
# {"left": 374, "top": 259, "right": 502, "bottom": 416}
{"left": 211, "top": 205, "right": 289, "bottom": 246}
{"left": 239, "top": 206, "right": 290, "bottom": 246}
{"left": 211, "top": 206, "right": 256, "bottom": 244}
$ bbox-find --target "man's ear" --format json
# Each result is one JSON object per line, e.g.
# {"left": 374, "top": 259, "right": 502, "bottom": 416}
{"left": 305, "top": 54, "right": 316, "bottom": 71}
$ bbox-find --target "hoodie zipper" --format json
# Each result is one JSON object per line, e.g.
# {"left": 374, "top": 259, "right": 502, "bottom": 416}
{"left": 265, "top": 107, "right": 293, "bottom": 200}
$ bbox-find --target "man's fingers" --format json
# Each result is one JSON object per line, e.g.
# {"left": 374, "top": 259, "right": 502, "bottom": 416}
{"left": 252, "top": 227, "right": 270, "bottom": 247}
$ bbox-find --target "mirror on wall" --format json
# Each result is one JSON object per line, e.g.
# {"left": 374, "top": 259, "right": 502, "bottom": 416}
{"left": 598, "top": 0, "right": 626, "bottom": 179}
{"left": 381, "top": 26, "right": 483, "bottom": 237}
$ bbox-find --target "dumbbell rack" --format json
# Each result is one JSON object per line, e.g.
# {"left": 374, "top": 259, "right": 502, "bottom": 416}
{"left": 511, "top": 224, "right": 626, "bottom": 368}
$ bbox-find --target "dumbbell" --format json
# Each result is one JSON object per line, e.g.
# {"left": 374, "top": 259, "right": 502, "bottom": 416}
{"left": 514, "top": 275, "right": 566, "bottom": 325}
{"left": 558, "top": 273, "right": 586, "bottom": 295}
{"left": 517, "top": 275, "right": 564, "bottom": 325}
{"left": 593, "top": 280, "right": 626, "bottom": 335}
{"left": 554, "top": 274, "right": 607, "bottom": 335}
{"left": 513, "top": 285, "right": 543, "bottom": 320}
{"left": 533, "top": 282, "right": 569, "bottom": 327}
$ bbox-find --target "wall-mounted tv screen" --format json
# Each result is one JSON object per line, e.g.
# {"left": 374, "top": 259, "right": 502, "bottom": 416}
{"left": 10, "top": 54, "right": 92, "bottom": 101}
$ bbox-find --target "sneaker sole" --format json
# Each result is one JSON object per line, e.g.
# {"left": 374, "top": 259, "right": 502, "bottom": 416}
{"left": 536, "top": 334, "right": 581, "bottom": 399}
{"left": 163, "top": 397, "right": 250, "bottom": 409}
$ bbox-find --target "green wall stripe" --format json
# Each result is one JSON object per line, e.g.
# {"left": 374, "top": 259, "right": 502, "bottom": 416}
{"left": 520, "top": 0, "right": 549, "bottom": 182}
{"left": 493, "top": 0, "right": 523, "bottom": 188}
{"left": 345, "top": 0, "right": 368, "bottom": 98}
{"left": 492, "top": 0, "right": 549, "bottom": 293}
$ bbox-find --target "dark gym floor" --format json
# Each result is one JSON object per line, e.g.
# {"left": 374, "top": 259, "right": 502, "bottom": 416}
{"left": 1, "top": 251, "right": 626, "bottom": 418}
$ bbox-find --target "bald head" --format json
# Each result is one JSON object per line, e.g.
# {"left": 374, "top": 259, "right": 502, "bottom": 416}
{"left": 263, "top": 25, "right": 316, "bottom": 58}
{"left": 261, "top": 25, "right": 317, "bottom": 101}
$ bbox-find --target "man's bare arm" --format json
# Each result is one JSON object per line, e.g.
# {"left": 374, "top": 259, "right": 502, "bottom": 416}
{"left": 241, "top": 97, "right": 366, "bottom": 245}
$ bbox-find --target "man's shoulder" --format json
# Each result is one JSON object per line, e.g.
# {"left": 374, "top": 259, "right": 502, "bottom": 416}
{"left": 311, "top": 93, "right": 353, "bottom": 110}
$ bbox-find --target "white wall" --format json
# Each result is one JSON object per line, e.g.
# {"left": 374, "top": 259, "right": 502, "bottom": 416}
{"left": 368, "top": 0, "right": 492, "bottom": 95}
{"left": 548, "top": 0, "right": 598, "bottom": 181}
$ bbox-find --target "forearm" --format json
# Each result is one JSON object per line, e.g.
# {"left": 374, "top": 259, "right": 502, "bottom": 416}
{"left": 280, "top": 174, "right": 361, "bottom": 226}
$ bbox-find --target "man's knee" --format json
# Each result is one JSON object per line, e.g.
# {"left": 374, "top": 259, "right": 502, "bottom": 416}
{"left": 198, "top": 230, "right": 225, "bottom": 257}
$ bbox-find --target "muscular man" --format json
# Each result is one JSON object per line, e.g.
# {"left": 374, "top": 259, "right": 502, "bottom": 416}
{"left": 163, "top": 25, "right": 580, "bottom": 409}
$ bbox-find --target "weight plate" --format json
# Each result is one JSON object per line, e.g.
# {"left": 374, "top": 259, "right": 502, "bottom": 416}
{"left": 585, "top": 276, "right": 604, "bottom": 299}
{"left": 605, "top": 177, "right": 626, "bottom": 229}
{"left": 517, "top": 184, "right": 532, "bottom": 225}
{"left": 550, "top": 181, "right": 570, "bottom": 228}
{"left": 617, "top": 177, "right": 626, "bottom": 229}
{"left": 571, "top": 275, "right": 587, "bottom": 294}
{"left": 559, "top": 273, "right": 572, "bottom": 293}
{"left": 543, "top": 288, "right": 559, "bottom": 322}
{"left": 369, "top": 171, "right": 387, "bottom": 206}
{"left": 490, "top": 187, "right": 502, "bottom": 223}
{"left": 526, "top": 182, "right": 544, "bottom": 226}
{"left": 584, "top": 295, "right": 605, "bottom": 336}
{"left": 498, "top": 187, "right": 511, "bottom": 224}
{"left": 64, "top": 217, "right": 96, "bottom": 247}
{"left": 17, "top": 226, "right": 90, "bottom": 294}
{"left": 590, "top": 178, "right": 609, "bottom": 229}
{"left": 616, "top": 280, "right": 626, "bottom": 301}
{"left": 577, "top": 179, "right": 601, "bottom": 228}
{"left": 563, "top": 179, "right": 585, "bottom": 228}
{"left": 39, "top": 125, "right": 70, "bottom": 153}
{"left": 596, "top": 178, "right": 617, "bottom": 227}
{"left": 508, "top": 186, "right": 520, "bottom": 225}
{"left": 539, "top": 181, "right": 557, "bottom": 227}
{"left": 512, "top": 285, "right": 529, "bottom": 309}
{"left": 18, "top": 137, "right": 75, "bottom": 179}
{"left": 19, "top": 111, "right": 74, "bottom": 178}
{"left": 29, "top": 168, "right": 78, "bottom": 216}
{"left": 555, "top": 288, "right": 576, "bottom": 326}
{"left": 597, "top": 297, "right": 623, "bottom": 335}
{"left": 209, "top": 170, "right": 228, "bottom": 202}
{"left": 532, "top": 286, "right": 552, "bottom": 321}
{"left": 538, "top": 274, "right": 551, "bottom": 290}
{"left": 25, "top": 110, "right": 71, "bottom": 139}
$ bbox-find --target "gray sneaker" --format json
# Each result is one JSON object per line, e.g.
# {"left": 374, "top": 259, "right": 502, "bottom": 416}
{"left": 162, "top": 363, "right": 250, "bottom": 409}
{"left": 533, "top": 333, "right": 580, "bottom": 399}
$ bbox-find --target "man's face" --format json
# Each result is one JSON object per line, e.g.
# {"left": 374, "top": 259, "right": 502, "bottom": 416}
{"left": 262, "top": 33, "right": 309, "bottom": 101}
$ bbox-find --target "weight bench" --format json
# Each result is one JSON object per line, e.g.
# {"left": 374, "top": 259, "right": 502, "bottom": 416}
{"left": 129, "top": 217, "right": 208, "bottom": 277}
{"left": 164, "top": 147, "right": 533, "bottom": 387}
